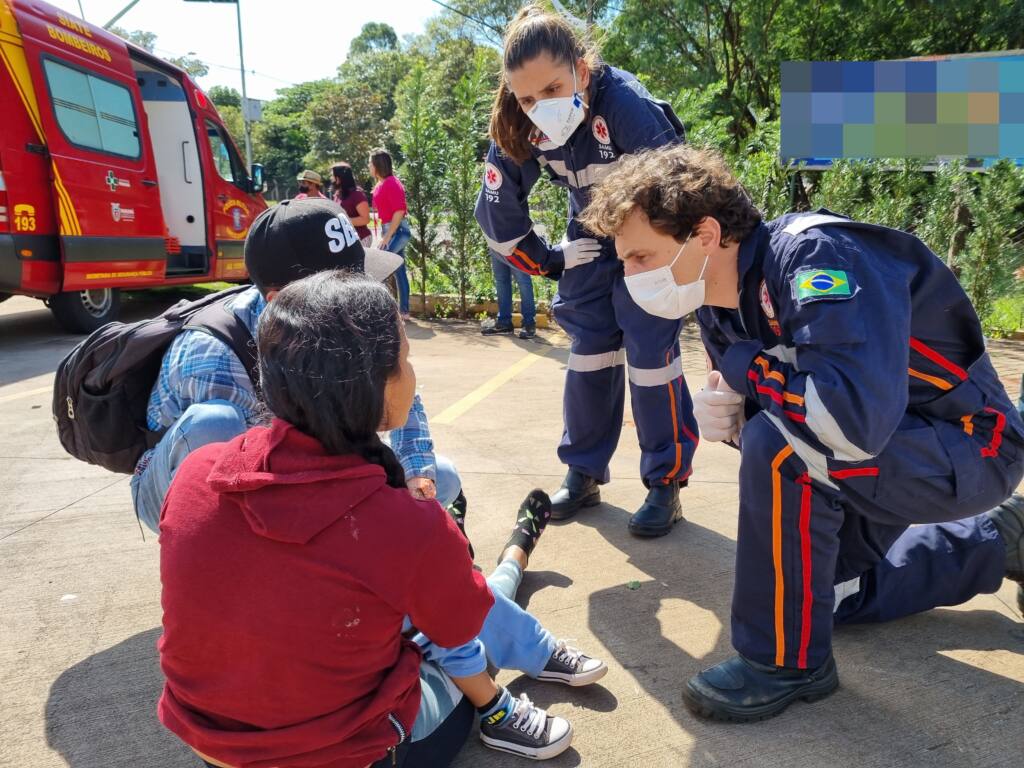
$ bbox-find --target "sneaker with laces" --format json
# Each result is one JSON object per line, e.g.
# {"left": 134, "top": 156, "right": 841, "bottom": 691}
{"left": 536, "top": 640, "right": 608, "bottom": 686}
{"left": 479, "top": 692, "right": 573, "bottom": 760}
{"left": 481, "top": 320, "right": 514, "bottom": 335}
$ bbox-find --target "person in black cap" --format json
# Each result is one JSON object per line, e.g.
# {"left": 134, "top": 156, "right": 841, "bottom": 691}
{"left": 130, "top": 199, "right": 451, "bottom": 534}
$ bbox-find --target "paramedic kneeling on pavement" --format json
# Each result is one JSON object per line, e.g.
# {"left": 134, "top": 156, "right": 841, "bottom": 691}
{"left": 580, "top": 144, "right": 1024, "bottom": 722}
{"left": 130, "top": 199, "right": 460, "bottom": 532}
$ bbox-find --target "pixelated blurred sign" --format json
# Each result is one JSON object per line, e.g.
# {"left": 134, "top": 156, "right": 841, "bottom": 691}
{"left": 781, "top": 51, "right": 1024, "bottom": 169}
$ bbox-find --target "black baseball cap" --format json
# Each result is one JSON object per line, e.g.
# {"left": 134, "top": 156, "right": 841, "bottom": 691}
{"left": 243, "top": 198, "right": 402, "bottom": 292}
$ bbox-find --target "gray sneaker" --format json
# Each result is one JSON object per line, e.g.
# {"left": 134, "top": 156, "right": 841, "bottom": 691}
{"left": 479, "top": 692, "right": 573, "bottom": 760}
{"left": 536, "top": 640, "right": 608, "bottom": 687}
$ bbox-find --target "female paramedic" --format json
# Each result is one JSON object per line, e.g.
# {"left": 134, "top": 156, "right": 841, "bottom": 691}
{"left": 474, "top": 3, "right": 697, "bottom": 537}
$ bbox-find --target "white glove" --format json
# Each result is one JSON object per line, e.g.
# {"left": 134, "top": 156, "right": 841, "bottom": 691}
{"left": 694, "top": 370, "right": 745, "bottom": 443}
{"left": 559, "top": 237, "right": 601, "bottom": 270}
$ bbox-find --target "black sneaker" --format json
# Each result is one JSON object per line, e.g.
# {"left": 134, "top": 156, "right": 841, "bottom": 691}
{"left": 536, "top": 640, "right": 608, "bottom": 686}
{"left": 519, "top": 324, "right": 537, "bottom": 339}
{"left": 479, "top": 692, "right": 573, "bottom": 760}
{"left": 482, "top": 320, "right": 514, "bottom": 336}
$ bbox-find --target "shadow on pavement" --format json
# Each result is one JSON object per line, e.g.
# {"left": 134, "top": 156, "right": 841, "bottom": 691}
{"left": 45, "top": 627, "right": 197, "bottom": 768}
{"left": 0, "top": 290, "right": 222, "bottom": 389}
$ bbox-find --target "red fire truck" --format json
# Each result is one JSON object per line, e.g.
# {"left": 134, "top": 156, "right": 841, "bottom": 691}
{"left": 0, "top": 0, "right": 267, "bottom": 331}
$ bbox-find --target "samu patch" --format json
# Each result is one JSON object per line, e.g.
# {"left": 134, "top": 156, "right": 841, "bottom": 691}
{"left": 792, "top": 268, "right": 857, "bottom": 304}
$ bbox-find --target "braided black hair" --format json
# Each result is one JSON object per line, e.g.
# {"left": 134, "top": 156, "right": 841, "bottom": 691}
{"left": 256, "top": 270, "right": 407, "bottom": 489}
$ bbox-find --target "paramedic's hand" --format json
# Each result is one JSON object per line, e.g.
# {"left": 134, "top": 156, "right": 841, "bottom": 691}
{"left": 558, "top": 238, "right": 601, "bottom": 270}
{"left": 407, "top": 476, "right": 437, "bottom": 501}
{"left": 694, "top": 371, "right": 745, "bottom": 443}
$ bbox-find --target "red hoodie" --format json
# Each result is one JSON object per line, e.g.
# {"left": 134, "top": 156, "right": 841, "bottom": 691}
{"left": 157, "top": 419, "right": 493, "bottom": 768}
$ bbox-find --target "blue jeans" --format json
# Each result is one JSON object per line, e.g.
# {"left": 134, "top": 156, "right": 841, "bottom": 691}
{"left": 408, "top": 560, "right": 556, "bottom": 743}
{"left": 410, "top": 560, "right": 556, "bottom": 680}
{"left": 131, "top": 401, "right": 464, "bottom": 533}
{"left": 491, "top": 253, "right": 536, "bottom": 326}
{"left": 383, "top": 221, "right": 412, "bottom": 314}
{"left": 131, "top": 400, "right": 247, "bottom": 533}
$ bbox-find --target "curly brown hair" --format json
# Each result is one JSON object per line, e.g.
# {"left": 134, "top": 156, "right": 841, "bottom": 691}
{"left": 489, "top": 3, "right": 603, "bottom": 165}
{"left": 580, "top": 144, "right": 762, "bottom": 246}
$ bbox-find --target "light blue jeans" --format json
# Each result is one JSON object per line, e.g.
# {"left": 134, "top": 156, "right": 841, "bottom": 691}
{"left": 383, "top": 220, "right": 412, "bottom": 314}
{"left": 409, "top": 559, "right": 557, "bottom": 740}
{"left": 131, "top": 401, "right": 463, "bottom": 532}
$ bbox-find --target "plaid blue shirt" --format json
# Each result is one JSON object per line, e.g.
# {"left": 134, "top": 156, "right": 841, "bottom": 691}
{"left": 142, "top": 286, "right": 437, "bottom": 480}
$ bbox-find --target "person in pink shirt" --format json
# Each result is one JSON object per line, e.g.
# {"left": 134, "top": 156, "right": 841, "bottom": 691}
{"left": 370, "top": 148, "right": 412, "bottom": 318}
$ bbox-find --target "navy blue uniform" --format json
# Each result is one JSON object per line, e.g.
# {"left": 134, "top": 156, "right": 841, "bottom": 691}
{"left": 475, "top": 67, "right": 696, "bottom": 486}
{"left": 700, "top": 211, "right": 1024, "bottom": 669}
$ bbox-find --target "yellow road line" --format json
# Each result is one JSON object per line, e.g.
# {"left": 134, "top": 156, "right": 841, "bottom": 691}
{"left": 433, "top": 346, "right": 557, "bottom": 425}
{"left": 0, "top": 385, "right": 52, "bottom": 404}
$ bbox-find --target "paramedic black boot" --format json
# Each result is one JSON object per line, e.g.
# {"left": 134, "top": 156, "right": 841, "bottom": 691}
{"left": 683, "top": 654, "right": 839, "bottom": 723}
{"left": 988, "top": 492, "right": 1024, "bottom": 588}
{"left": 549, "top": 469, "right": 600, "bottom": 521}
{"left": 628, "top": 483, "right": 683, "bottom": 537}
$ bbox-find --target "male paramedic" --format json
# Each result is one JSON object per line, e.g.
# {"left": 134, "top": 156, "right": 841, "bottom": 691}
{"left": 580, "top": 144, "right": 1024, "bottom": 722}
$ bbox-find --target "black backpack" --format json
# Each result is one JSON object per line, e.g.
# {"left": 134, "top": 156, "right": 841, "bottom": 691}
{"left": 53, "top": 285, "right": 259, "bottom": 474}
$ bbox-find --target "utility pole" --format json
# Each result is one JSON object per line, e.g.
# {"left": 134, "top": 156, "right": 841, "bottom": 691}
{"left": 103, "top": 0, "right": 144, "bottom": 29}
{"left": 234, "top": 0, "right": 253, "bottom": 169}
{"left": 183, "top": 0, "right": 253, "bottom": 169}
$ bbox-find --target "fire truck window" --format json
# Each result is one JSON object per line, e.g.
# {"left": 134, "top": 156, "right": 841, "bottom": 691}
{"left": 205, "top": 121, "right": 248, "bottom": 190}
{"left": 43, "top": 59, "right": 140, "bottom": 159}
{"left": 206, "top": 125, "right": 235, "bottom": 182}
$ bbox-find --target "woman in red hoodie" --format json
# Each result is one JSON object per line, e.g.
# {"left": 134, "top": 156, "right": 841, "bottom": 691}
{"left": 158, "top": 271, "right": 578, "bottom": 767}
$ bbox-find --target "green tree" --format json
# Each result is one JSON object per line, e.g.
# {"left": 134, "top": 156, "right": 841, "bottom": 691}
{"left": 304, "top": 80, "right": 389, "bottom": 186}
{"left": 394, "top": 61, "right": 446, "bottom": 305}
{"left": 252, "top": 81, "right": 327, "bottom": 198}
{"left": 440, "top": 49, "right": 493, "bottom": 317}
{"left": 208, "top": 85, "right": 241, "bottom": 109}
{"left": 349, "top": 22, "right": 399, "bottom": 55}
{"left": 960, "top": 163, "right": 1024, "bottom": 324}
{"left": 527, "top": 176, "right": 568, "bottom": 305}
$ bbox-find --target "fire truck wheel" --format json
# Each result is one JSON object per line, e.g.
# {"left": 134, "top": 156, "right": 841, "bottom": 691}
{"left": 48, "top": 288, "right": 121, "bottom": 333}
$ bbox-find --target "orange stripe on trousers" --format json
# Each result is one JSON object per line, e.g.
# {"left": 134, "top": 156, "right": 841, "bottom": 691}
{"left": 771, "top": 444, "right": 794, "bottom": 666}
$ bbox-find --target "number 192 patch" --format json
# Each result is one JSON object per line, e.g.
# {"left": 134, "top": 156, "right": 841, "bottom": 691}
{"left": 792, "top": 269, "right": 857, "bottom": 304}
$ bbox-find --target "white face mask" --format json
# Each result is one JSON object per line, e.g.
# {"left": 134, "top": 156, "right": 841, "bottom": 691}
{"left": 624, "top": 235, "right": 710, "bottom": 320}
{"left": 525, "top": 68, "right": 586, "bottom": 147}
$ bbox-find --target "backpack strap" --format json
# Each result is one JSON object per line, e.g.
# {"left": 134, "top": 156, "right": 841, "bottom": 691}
{"left": 183, "top": 293, "right": 260, "bottom": 386}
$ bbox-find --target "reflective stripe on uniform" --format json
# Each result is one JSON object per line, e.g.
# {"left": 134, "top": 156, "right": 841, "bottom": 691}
{"left": 804, "top": 379, "right": 875, "bottom": 461}
{"left": 574, "top": 163, "right": 614, "bottom": 188}
{"left": 782, "top": 214, "right": 852, "bottom": 236}
{"left": 567, "top": 348, "right": 626, "bottom": 373}
{"left": 483, "top": 230, "right": 530, "bottom": 257}
{"left": 763, "top": 344, "right": 799, "bottom": 365}
{"left": 833, "top": 576, "right": 861, "bottom": 612}
{"left": 538, "top": 158, "right": 614, "bottom": 190}
{"left": 763, "top": 412, "right": 837, "bottom": 488}
{"left": 627, "top": 356, "right": 683, "bottom": 387}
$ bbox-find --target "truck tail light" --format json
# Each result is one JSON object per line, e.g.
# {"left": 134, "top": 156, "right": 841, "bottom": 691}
{"left": 0, "top": 171, "right": 9, "bottom": 234}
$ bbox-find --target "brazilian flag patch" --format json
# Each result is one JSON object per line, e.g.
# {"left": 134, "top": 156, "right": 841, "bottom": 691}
{"left": 792, "top": 269, "right": 854, "bottom": 303}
